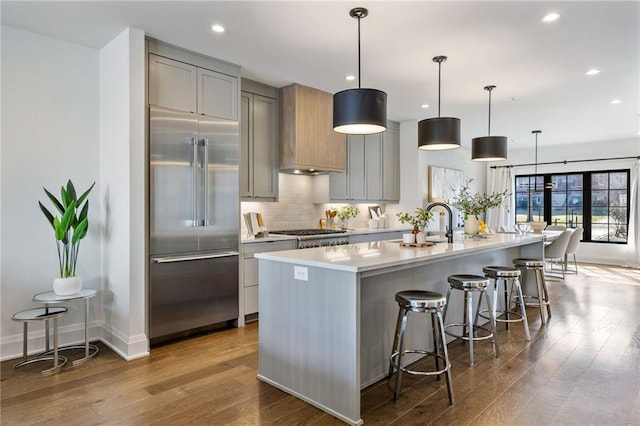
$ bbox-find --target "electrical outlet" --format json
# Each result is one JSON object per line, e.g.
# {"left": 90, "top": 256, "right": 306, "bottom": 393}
{"left": 294, "top": 266, "right": 308, "bottom": 281}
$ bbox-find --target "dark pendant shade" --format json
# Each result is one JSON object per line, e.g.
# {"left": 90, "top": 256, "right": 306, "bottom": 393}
{"left": 418, "top": 117, "right": 461, "bottom": 150}
{"left": 333, "top": 88, "right": 387, "bottom": 134}
{"left": 471, "top": 136, "right": 507, "bottom": 161}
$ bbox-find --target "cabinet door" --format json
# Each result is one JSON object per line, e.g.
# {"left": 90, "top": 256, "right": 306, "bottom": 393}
{"left": 149, "top": 54, "right": 197, "bottom": 113}
{"left": 198, "top": 68, "right": 238, "bottom": 120}
{"left": 382, "top": 124, "right": 400, "bottom": 201}
{"left": 365, "top": 133, "right": 383, "bottom": 200}
{"left": 252, "top": 95, "right": 278, "bottom": 198}
{"left": 348, "top": 135, "right": 366, "bottom": 200}
{"left": 240, "top": 92, "right": 253, "bottom": 197}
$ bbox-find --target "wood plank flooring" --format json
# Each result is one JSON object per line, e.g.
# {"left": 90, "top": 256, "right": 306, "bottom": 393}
{"left": 2, "top": 263, "right": 639, "bottom": 425}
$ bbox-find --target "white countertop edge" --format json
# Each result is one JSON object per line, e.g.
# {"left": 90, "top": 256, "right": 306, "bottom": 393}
{"left": 256, "top": 234, "right": 544, "bottom": 273}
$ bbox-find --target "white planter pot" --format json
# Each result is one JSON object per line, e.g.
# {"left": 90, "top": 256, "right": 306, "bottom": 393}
{"left": 464, "top": 215, "right": 480, "bottom": 235}
{"left": 415, "top": 231, "right": 427, "bottom": 244}
{"left": 53, "top": 276, "right": 82, "bottom": 296}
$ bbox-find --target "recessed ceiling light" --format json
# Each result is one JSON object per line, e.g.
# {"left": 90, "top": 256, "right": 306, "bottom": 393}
{"left": 611, "top": 99, "right": 622, "bottom": 104}
{"left": 211, "top": 24, "right": 225, "bottom": 33}
{"left": 345, "top": 75, "right": 355, "bottom": 81}
{"left": 586, "top": 68, "right": 600, "bottom": 76}
{"left": 421, "top": 104, "right": 429, "bottom": 109}
{"left": 541, "top": 12, "right": 560, "bottom": 23}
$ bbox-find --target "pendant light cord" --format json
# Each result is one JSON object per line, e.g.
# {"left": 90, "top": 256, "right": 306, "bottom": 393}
{"left": 437, "top": 61, "right": 442, "bottom": 117}
{"left": 487, "top": 88, "right": 492, "bottom": 136}
{"left": 357, "top": 14, "right": 361, "bottom": 89}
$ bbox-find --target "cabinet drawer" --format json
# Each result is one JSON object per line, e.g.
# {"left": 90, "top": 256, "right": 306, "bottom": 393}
{"left": 245, "top": 285, "right": 259, "bottom": 315}
{"left": 243, "top": 258, "right": 258, "bottom": 287}
{"left": 243, "top": 240, "right": 296, "bottom": 257}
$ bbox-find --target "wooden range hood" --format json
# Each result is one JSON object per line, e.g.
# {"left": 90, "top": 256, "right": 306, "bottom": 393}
{"left": 279, "top": 83, "right": 346, "bottom": 174}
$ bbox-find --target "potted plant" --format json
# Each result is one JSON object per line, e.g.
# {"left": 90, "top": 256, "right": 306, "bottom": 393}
{"left": 451, "top": 179, "right": 508, "bottom": 234}
{"left": 396, "top": 208, "right": 434, "bottom": 243}
{"left": 39, "top": 179, "right": 95, "bottom": 295}
{"left": 336, "top": 206, "right": 360, "bottom": 230}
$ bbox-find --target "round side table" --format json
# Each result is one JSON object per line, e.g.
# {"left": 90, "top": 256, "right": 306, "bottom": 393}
{"left": 33, "top": 289, "right": 99, "bottom": 365}
{"left": 12, "top": 307, "right": 69, "bottom": 375}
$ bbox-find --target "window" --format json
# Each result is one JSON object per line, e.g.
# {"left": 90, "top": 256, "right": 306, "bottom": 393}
{"left": 515, "top": 169, "right": 630, "bottom": 244}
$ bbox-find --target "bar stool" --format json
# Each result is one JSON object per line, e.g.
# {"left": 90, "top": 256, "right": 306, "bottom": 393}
{"left": 477, "top": 266, "right": 531, "bottom": 342}
{"left": 388, "top": 290, "right": 454, "bottom": 404}
{"left": 513, "top": 258, "right": 551, "bottom": 325}
{"left": 12, "top": 307, "right": 68, "bottom": 375}
{"left": 443, "top": 274, "right": 500, "bottom": 366}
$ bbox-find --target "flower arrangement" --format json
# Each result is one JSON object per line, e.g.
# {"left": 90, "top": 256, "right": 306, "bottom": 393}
{"left": 396, "top": 208, "right": 434, "bottom": 231}
{"left": 39, "top": 179, "right": 95, "bottom": 278}
{"left": 451, "top": 179, "right": 509, "bottom": 218}
{"left": 336, "top": 205, "right": 360, "bottom": 221}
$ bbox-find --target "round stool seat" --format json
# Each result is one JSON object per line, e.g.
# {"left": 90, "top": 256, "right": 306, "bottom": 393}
{"left": 483, "top": 266, "right": 521, "bottom": 278}
{"left": 447, "top": 274, "right": 489, "bottom": 291}
{"left": 396, "top": 290, "right": 446, "bottom": 309}
{"left": 513, "top": 258, "right": 544, "bottom": 268}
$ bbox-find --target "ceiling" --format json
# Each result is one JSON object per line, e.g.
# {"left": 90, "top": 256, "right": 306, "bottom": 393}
{"left": 2, "top": 1, "right": 639, "bottom": 151}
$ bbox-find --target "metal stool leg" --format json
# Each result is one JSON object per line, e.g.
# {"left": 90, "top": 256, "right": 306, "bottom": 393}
{"left": 466, "top": 292, "right": 474, "bottom": 366}
{"left": 482, "top": 289, "right": 500, "bottom": 358}
{"left": 394, "top": 308, "right": 409, "bottom": 402}
{"left": 436, "top": 310, "right": 454, "bottom": 405}
{"left": 388, "top": 306, "right": 405, "bottom": 379}
{"left": 540, "top": 269, "right": 552, "bottom": 319}
{"left": 514, "top": 277, "right": 531, "bottom": 341}
{"left": 431, "top": 311, "right": 440, "bottom": 381}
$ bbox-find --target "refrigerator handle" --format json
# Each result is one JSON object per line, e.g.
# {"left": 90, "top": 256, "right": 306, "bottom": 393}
{"left": 153, "top": 251, "right": 239, "bottom": 263}
{"left": 201, "top": 138, "right": 209, "bottom": 226}
{"left": 191, "top": 137, "right": 199, "bottom": 227}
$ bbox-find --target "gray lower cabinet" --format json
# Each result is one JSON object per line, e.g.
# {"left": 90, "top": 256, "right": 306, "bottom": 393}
{"left": 330, "top": 121, "right": 400, "bottom": 202}
{"left": 348, "top": 231, "right": 403, "bottom": 244}
{"left": 148, "top": 52, "right": 238, "bottom": 121}
{"left": 242, "top": 240, "right": 295, "bottom": 319}
{"left": 241, "top": 88, "right": 278, "bottom": 200}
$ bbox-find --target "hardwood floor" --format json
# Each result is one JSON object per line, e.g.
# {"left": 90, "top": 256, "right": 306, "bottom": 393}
{"left": 2, "top": 264, "right": 639, "bottom": 425}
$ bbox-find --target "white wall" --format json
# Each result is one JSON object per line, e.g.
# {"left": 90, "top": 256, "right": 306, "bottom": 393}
{"left": 99, "top": 27, "right": 147, "bottom": 360}
{"left": 1, "top": 26, "right": 101, "bottom": 357}
{"left": 503, "top": 137, "right": 639, "bottom": 266}
{"left": 385, "top": 120, "right": 487, "bottom": 231}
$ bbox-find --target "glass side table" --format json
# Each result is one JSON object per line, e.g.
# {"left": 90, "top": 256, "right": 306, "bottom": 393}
{"left": 33, "top": 288, "right": 99, "bottom": 365}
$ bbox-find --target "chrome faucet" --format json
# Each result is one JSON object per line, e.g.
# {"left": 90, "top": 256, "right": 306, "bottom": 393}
{"left": 426, "top": 202, "right": 454, "bottom": 243}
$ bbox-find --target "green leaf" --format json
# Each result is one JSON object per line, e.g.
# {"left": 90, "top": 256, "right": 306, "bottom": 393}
{"left": 72, "top": 218, "right": 88, "bottom": 244}
{"left": 43, "top": 187, "right": 65, "bottom": 214}
{"left": 60, "top": 201, "right": 75, "bottom": 232}
{"left": 61, "top": 186, "right": 71, "bottom": 208}
{"left": 66, "top": 180, "right": 77, "bottom": 202}
{"left": 76, "top": 182, "right": 95, "bottom": 207}
{"left": 39, "top": 201, "right": 55, "bottom": 227}
{"left": 53, "top": 216, "right": 65, "bottom": 240}
{"left": 78, "top": 200, "right": 89, "bottom": 222}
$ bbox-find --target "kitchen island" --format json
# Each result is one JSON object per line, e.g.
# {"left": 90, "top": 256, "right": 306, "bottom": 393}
{"left": 256, "top": 233, "right": 544, "bottom": 425}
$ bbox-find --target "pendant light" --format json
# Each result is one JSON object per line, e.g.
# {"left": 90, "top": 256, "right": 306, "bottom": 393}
{"left": 333, "top": 7, "right": 387, "bottom": 135}
{"left": 520, "top": 130, "right": 555, "bottom": 190}
{"left": 471, "top": 85, "right": 507, "bottom": 161}
{"left": 418, "top": 56, "right": 460, "bottom": 150}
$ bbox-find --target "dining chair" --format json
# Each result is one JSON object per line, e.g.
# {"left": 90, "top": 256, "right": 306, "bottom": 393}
{"left": 543, "top": 229, "right": 573, "bottom": 279}
{"left": 564, "top": 227, "right": 584, "bottom": 274}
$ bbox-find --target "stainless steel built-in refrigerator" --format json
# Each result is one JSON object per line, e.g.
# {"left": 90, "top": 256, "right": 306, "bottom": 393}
{"left": 149, "top": 105, "right": 239, "bottom": 344}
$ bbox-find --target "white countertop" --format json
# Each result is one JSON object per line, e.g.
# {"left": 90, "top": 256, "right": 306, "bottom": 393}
{"left": 256, "top": 233, "right": 545, "bottom": 273}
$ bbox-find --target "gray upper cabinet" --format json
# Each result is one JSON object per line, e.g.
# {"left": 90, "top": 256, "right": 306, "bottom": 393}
{"left": 198, "top": 68, "right": 238, "bottom": 120}
{"left": 329, "top": 121, "right": 400, "bottom": 202}
{"left": 240, "top": 79, "right": 279, "bottom": 201}
{"left": 148, "top": 53, "right": 238, "bottom": 121}
{"left": 149, "top": 54, "right": 197, "bottom": 113}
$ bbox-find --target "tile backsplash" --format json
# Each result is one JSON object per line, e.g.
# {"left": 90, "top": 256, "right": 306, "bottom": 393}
{"left": 240, "top": 173, "right": 387, "bottom": 235}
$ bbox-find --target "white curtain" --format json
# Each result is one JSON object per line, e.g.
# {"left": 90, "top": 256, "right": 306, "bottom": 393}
{"left": 486, "top": 167, "right": 513, "bottom": 231}
{"left": 626, "top": 160, "right": 639, "bottom": 268}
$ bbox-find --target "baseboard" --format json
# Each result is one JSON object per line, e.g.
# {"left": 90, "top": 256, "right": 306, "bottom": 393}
{"left": 1, "top": 321, "right": 149, "bottom": 362}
